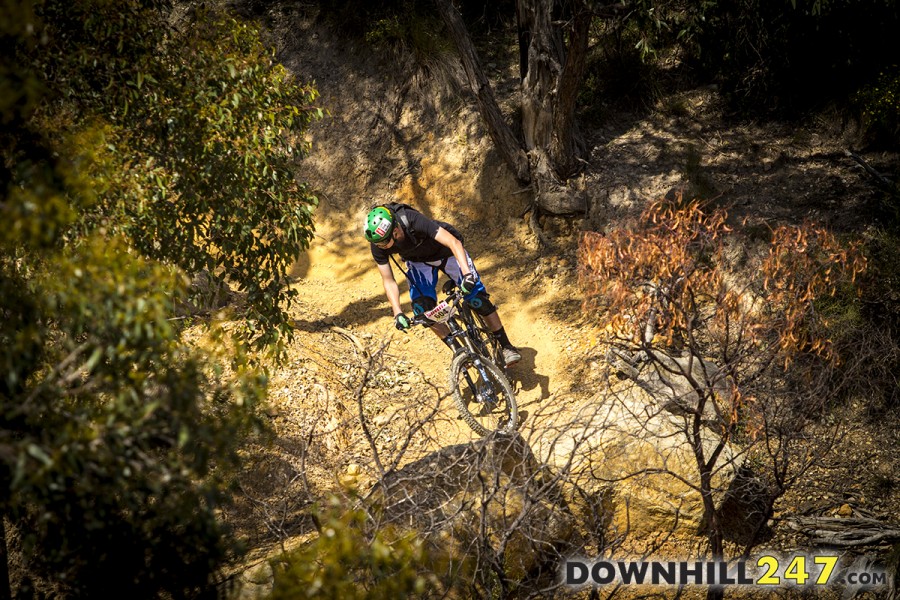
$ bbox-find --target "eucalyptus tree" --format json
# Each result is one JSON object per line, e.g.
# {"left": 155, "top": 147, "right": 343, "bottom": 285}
{"left": 435, "top": 0, "right": 595, "bottom": 215}
{"left": 2, "top": 0, "right": 320, "bottom": 596}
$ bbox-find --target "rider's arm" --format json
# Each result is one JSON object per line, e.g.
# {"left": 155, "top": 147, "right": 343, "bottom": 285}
{"left": 434, "top": 227, "right": 471, "bottom": 276}
{"left": 377, "top": 262, "right": 404, "bottom": 316}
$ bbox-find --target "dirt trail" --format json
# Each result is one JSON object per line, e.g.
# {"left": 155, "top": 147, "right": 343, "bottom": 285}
{"left": 286, "top": 215, "right": 594, "bottom": 444}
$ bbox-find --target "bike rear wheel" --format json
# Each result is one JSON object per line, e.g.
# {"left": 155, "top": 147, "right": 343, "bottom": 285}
{"left": 450, "top": 352, "right": 518, "bottom": 436}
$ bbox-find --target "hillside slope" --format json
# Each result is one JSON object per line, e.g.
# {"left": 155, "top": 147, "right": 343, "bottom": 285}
{"left": 229, "top": 8, "right": 900, "bottom": 596}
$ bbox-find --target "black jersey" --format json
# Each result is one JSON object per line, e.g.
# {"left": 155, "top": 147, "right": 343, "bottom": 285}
{"left": 370, "top": 206, "right": 463, "bottom": 265}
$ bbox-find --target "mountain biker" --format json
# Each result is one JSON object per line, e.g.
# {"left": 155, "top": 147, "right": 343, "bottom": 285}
{"left": 364, "top": 203, "right": 521, "bottom": 367}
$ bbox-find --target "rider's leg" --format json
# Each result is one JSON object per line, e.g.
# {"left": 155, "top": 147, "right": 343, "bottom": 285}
{"left": 483, "top": 312, "right": 512, "bottom": 351}
{"left": 482, "top": 311, "right": 504, "bottom": 335}
{"left": 444, "top": 256, "right": 520, "bottom": 365}
{"left": 407, "top": 271, "right": 456, "bottom": 348}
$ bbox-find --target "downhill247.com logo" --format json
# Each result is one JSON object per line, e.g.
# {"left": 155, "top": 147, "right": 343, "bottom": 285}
{"left": 565, "top": 556, "right": 888, "bottom": 589}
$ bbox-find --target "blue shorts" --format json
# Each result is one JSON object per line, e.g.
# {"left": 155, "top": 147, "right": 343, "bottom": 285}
{"left": 405, "top": 253, "right": 493, "bottom": 316}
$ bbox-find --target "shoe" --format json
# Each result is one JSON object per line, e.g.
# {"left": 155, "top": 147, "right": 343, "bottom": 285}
{"left": 502, "top": 346, "right": 521, "bottom": 367}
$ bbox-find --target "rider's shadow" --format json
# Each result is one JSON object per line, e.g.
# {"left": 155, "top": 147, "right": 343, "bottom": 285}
{"left": 508, "top": 346, "right": 550, "bottom": 403}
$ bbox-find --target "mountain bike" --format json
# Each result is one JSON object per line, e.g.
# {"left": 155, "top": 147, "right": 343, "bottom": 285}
{"left": 415, "top": 280, "right": 518, "bottom": 436}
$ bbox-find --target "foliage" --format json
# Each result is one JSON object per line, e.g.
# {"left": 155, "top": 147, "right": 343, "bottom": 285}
{"left": 619, "top": 0, "right": 697, "bottom": 62}
{"left": 318, "top": 0, "right": 434, "bottom": 44}
{"left": 2, "top": 0, "right": 319, "bottom": 596}
{"left": 838, "top": 230, "right": 900, "bottom": 411}
{"left": 312, "top": 0, "right": 900, "bottom": 131}
{"left": 578, "top": 199, "right": 866, "bottom": 559}
{"left": 317, "top": 0, "right": 512, "bottom": 41}
{"left": 682, "top": 0, "right": 900, "bottom": 114}
{"left": 862, "top": 231, "right": 900, "bottom": 319}
{"left": 579, "top": 200, "right": 866, "bottom": 375}
{"left": 26, "top": 0, "right": 321, "bottom": 352}
{"left": 854, "top": 67, "right": 900, "bottom": 146}
{"left": 572, "top": 0, "right": 900, "bottom": 119}
{"left": 6, "top": 239, "right": 266, "bottom": 598}
{"left": 354, "top": 0, "right": 462, "bottom": 94}
{"left": 364, "top": 8, "right": 449, "bottom": 61}
{"left": 577, "top": 16, "right": 665, "bottom": 119}
{"left": 267, "top": 496, "right": 434, "bottom": 599}
{"left": 2, "top": 212, "right": 265, "bottom": 597}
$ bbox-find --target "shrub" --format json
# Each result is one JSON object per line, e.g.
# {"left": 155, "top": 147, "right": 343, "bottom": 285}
{"left": 854, "top": 67, "right": 900, "bottom": 146}
{"left": 267, "top": 497, "right": 435, "bottom": 599}
{"left": 578, "top": 197, "right": 867, "bottom": 558}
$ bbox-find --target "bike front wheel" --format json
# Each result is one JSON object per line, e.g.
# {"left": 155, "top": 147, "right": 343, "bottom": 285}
{"left": 450, "top": 352, "right": 518, "bottom": 436}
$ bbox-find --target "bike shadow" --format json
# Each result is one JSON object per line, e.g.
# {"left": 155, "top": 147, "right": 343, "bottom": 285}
{"left": 507, "top": 346, "right": 550, "bottom": 404}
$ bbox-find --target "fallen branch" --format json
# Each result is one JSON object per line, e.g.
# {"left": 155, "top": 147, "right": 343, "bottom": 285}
{"left": 844, "top": 149, "right": 898, "bottom": 195}
{"left": 331, "top": 326, "right": 368, "bottom": 359}
{"left": 788, "top": 514, "right": 900, "bottom": 548}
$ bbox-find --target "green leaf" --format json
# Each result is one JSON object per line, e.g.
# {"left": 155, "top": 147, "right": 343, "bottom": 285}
{"left": 178, "top": 425, "right": 190, "bottom": 448}
{"left": 84, "top": 346, "right": 104, "bottom": 372}
{"left": 27, "top": 444, "right": 53, "bottom": 467}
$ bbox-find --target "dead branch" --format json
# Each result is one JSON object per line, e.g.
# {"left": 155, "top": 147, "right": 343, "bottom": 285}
{"left": 788, "top": 515, "right": 900, "bottom": 548}
{"left": 844, "top": 149, "right": 898, "bottom": 195}
{"left": 331, "top": 326, "right": 368, "bottom": 359}
{"left": 354, "top": 339, "right": 391, "bottom": 487}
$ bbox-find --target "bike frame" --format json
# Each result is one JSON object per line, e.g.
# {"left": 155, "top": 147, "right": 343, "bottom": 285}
{"left": 436, "top": 293, "right": 500, "bottom": 403}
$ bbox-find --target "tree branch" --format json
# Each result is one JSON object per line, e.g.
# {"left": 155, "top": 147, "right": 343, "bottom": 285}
{"left": 844, "top": 149, "right": 898, "bottom": 195}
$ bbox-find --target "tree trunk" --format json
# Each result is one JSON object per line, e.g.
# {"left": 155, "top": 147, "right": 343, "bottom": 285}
{"left": 550, "top": 3, "right": 591, "bottom": 175}
{"left": 433, "top": 0, "right": 530, "bottom": 182}
{"left": 694, "top": 403, "right": 726, "bottom": 600}
{"left": 518, "top": 0, "right": 559, "bottom": 155}
{"left": 515, "top": 1, "right": 529, "bottom": 81}
{"left": 517, "top": 0, "right": 589, "bottom": 214}
{"left": 705, "top": 510, "right": 726, "bottom": 600}
{"left": 437, "top": 0, "right": 589, "bottom": 214}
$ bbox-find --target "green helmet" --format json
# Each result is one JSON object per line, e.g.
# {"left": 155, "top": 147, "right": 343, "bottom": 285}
{"left": 364, "top": 206, "right": 395, "bottom": 243}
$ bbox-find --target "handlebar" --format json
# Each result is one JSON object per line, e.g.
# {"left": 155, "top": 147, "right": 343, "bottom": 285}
{"left": 411, "top": 314, "right": 432, "bottom": 327}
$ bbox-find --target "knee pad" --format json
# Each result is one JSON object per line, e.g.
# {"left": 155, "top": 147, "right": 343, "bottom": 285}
{"left": 466, "top": 291, "right": 496, "bottom": 317}
{"left": 411, "top": 296, "right": 437, "bottom": 316}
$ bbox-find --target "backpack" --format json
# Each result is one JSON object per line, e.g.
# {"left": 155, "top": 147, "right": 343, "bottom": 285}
{"left": 382, "top": 202, "right": 463, "bottom": 245}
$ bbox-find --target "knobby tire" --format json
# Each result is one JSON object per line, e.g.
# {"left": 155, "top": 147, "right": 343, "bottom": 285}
{"left": 449, "top": 352, "right": 518, "bottom": 436}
